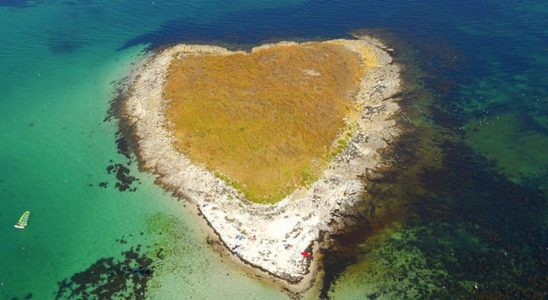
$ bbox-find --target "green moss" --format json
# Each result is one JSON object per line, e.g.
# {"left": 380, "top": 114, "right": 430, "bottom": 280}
{"left": 301, "top": 162, "right": 319, "bottom": 186}
{"left": 328, "top": 121, "right": 358, "bottom": 161}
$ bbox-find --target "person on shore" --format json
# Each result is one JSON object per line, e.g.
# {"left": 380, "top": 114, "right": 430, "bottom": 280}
{"left": 300, "top": 251, "right": 311, "bottom": 258}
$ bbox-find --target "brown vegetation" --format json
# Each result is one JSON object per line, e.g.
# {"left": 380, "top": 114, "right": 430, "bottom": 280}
{"left": 164, "top": 42, "right": 364, "bottom": 203}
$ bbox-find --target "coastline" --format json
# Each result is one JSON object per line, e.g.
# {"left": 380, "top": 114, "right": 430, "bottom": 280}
{"left": 118, "top": 35, "right": 402, "bottom": 293}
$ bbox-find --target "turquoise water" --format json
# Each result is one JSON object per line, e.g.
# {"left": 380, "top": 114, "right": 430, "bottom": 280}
{"left": 1, "top": 1, "right": 546, "bottom": 299}
{"left": 0, "top": 2, "right": 292, "bottom": 299}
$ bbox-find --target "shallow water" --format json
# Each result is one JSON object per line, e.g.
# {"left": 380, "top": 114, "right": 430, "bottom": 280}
{"left": 1, "top": 1, "right": 546, "bottom": 299}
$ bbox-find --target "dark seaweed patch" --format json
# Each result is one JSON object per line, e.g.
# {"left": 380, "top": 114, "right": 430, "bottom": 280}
{"left": 54, "top": 247, "right": 154, "bottom": 300}
{"left": 106, "top": 163, "right": 139, "bottom": 192}
{"left": 115, "top": 135, "right": 132, "bottom": 161}
{"left": 323, "top": 120, "right": 547, "bottom": 298}
{"left": 116, "top": 238, "right": 128, "bottom": 244}
{"left": 320, "top": 32, "right": 547, "bottom": 299}
{"left": 7, "top": 293, "right": 33, "bottom": 300}
{"left": 48, "top": 38, "right": 85, "bottom": 54}
{"left": 101, "top": 76, "right": 144, "bottom": 192}
{"left": 412, "top": 142, "right": 546, "bottom": 298}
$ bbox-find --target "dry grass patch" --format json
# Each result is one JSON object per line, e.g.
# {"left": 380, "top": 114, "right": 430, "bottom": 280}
{"left": 164, "top": 42, "right": 364, "bottom": 203}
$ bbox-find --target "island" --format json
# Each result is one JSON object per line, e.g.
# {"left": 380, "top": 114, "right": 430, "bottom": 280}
{"left": 119, "top": 35, "right": 401, "bottom": 293}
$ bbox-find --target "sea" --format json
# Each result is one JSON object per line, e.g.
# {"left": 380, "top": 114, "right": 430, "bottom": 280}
{"left": 0, "top": 1, "right": 546, "bottom": 299}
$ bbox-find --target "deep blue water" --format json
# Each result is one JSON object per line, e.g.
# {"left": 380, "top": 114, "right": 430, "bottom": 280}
{"left": 1, "top": 0, "right": 546, "bottom": 299}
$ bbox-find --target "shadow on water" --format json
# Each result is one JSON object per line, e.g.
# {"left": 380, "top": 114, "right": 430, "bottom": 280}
{"left": 48, "top": 38, "right": 88, "bottom": 55}
{"left": 320, "top": 30, "right": 547, "bottom": 299}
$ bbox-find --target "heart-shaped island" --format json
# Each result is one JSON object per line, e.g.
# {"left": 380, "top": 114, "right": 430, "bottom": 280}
{"left": 121, "top": 35, "right": 401, "bottom": 292}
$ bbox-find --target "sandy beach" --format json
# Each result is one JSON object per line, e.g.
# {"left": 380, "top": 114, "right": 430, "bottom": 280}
{"left": 119, "top": 35, "right": 402, "bottom": 293}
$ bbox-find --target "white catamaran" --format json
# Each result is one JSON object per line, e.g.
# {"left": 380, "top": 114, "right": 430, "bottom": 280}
{"left": 14, "top": 211, "right": 30, "bottom": 229}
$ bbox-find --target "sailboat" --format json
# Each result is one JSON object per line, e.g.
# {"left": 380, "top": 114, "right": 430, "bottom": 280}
{"left": 14, "top": 211, "right": 30, "bottom": 229}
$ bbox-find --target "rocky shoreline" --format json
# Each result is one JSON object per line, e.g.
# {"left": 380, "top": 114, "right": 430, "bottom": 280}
{"left": 119, "top": 35, "right": 402, "bottom": 293}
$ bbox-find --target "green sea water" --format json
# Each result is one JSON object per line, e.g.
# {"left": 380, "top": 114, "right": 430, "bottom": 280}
{"left": 1, "top": 1, "right": 546, "bottom": 299}
{"left": 0, "top": 2, "right": 293, "bottom": 299}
